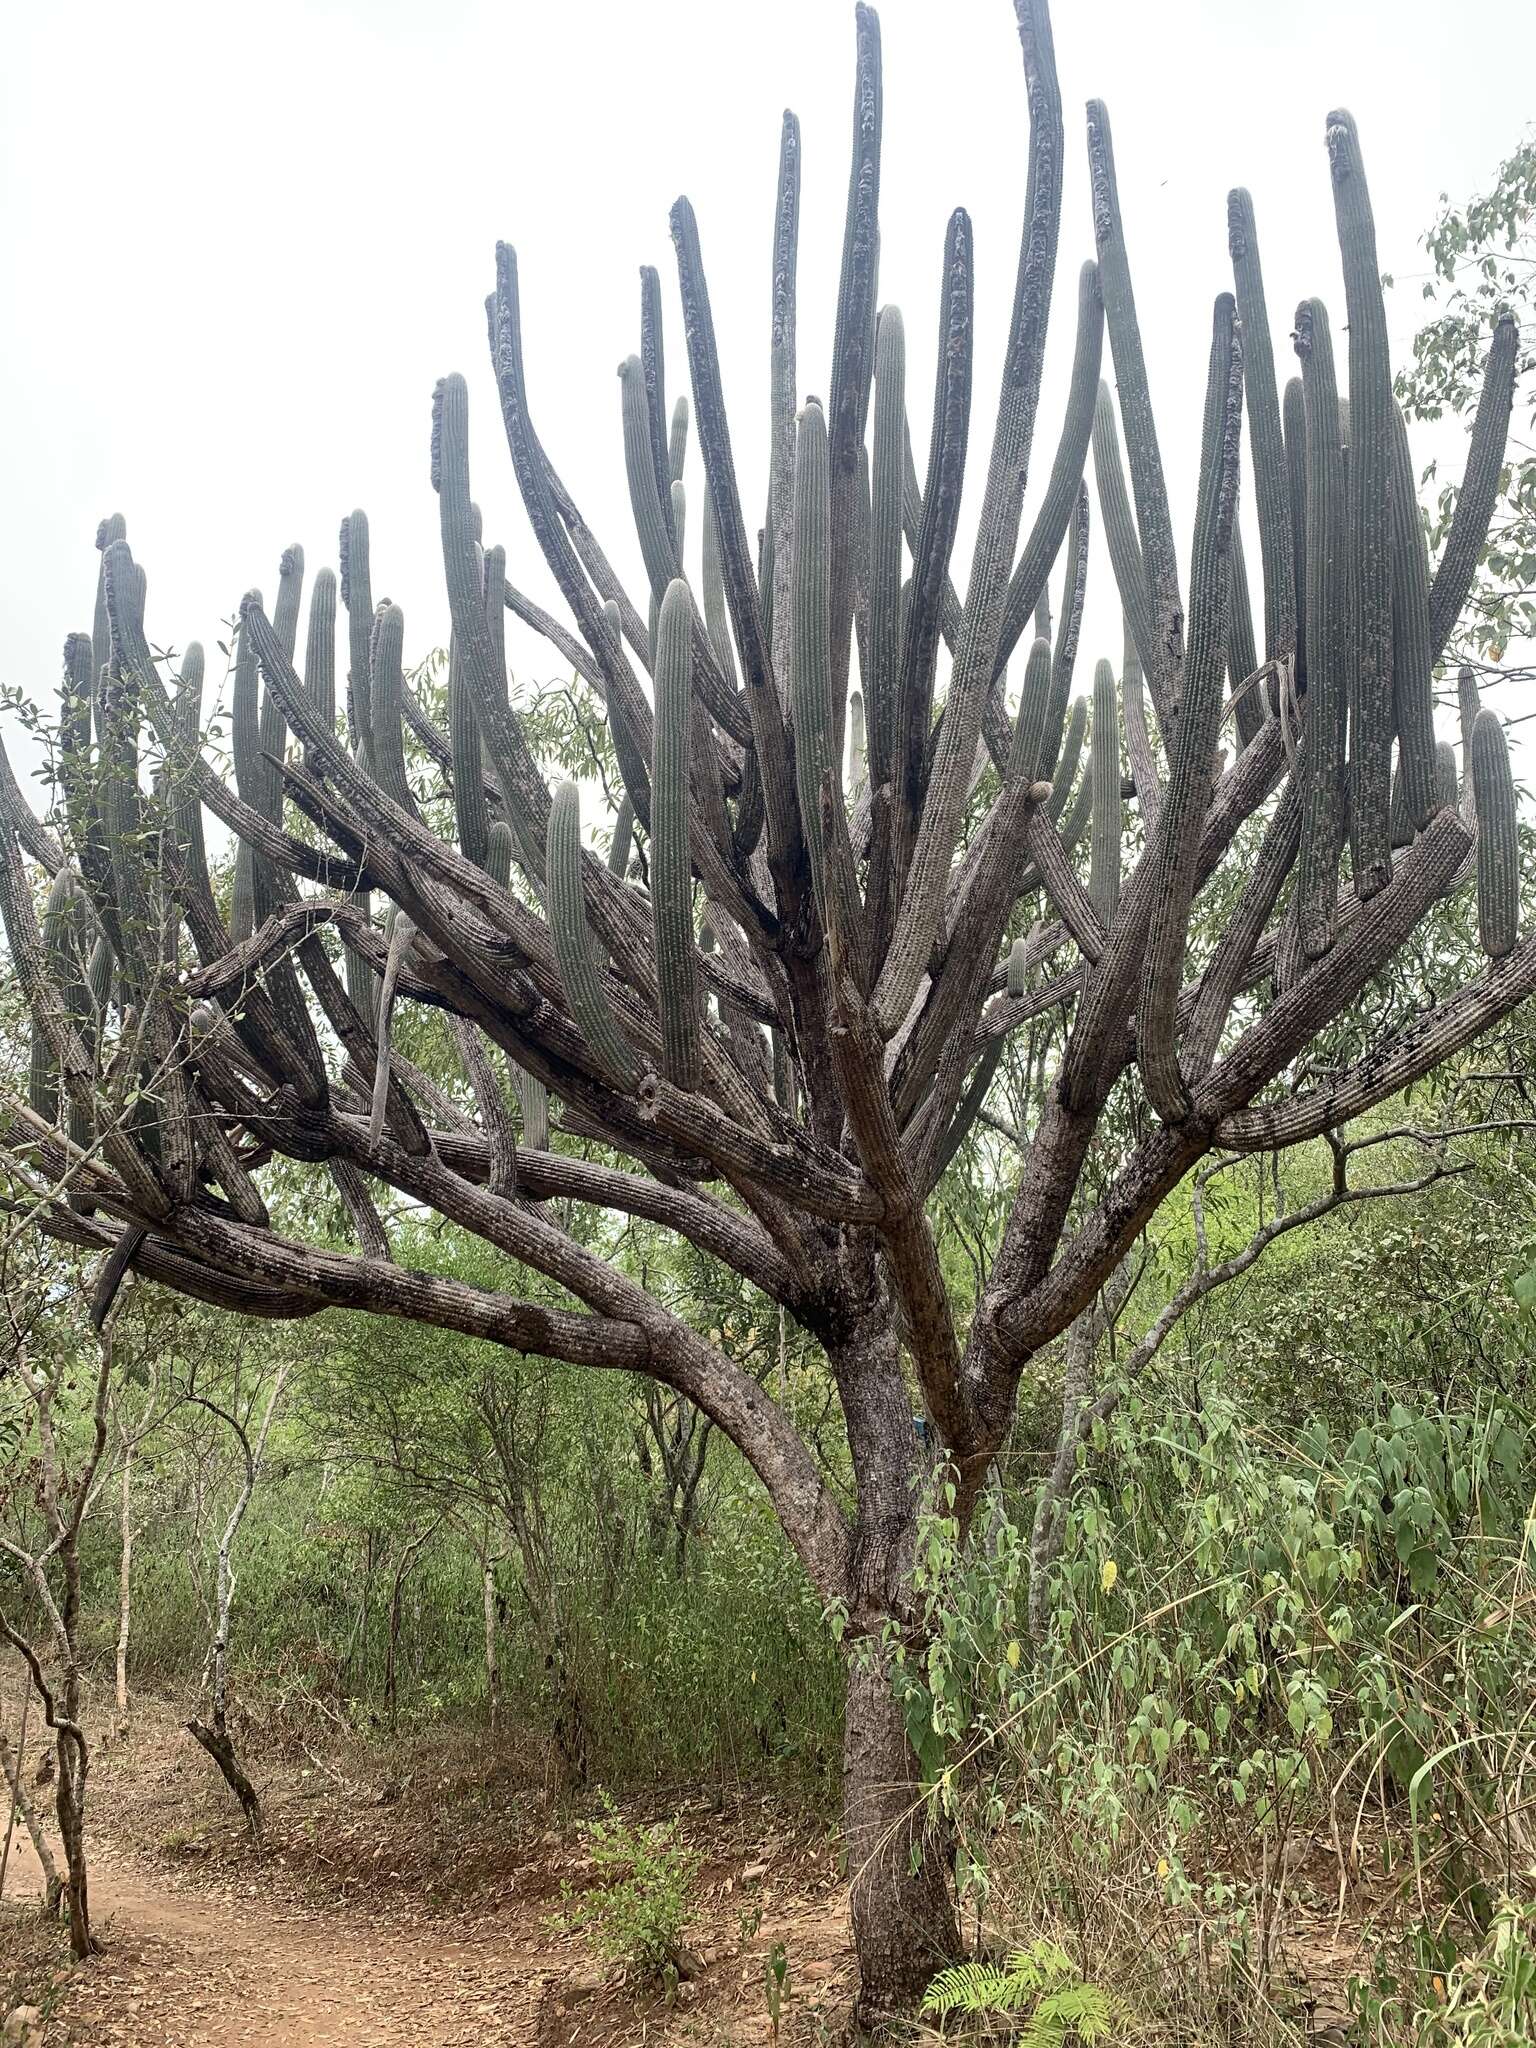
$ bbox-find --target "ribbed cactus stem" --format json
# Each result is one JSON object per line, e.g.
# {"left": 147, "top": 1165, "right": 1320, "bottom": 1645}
{"left": 91, "top": 514, "right": 127, "bottom": 736}
{"left": 700, "top": 493, "right": 738, "bottom": 689}
{"left": 231, "top": 841, "right": 255, "bottom": 944}
{"left": 621, "top": 353, "right": 677, "bottom": 601}
{"left": 450, "top": 635, "right": 490, "bottom": 869}
{"left": 1326, "top": 110, "right": 1393, "bottom": 900}
{"left": 1282, "top": 375, "right": 1308, "bottom": 695}
{"left": 1458, "top": 666, "right": 1483, "bottom": 829}
{"left": 1091, "top": 382, "right": 1154, "bottom": 697}
{"left": 1470, "top": 710, "right": 1518, "bottom": 959}
{"left": 1086, "top": 101, "right": 1181, "bottom": 728}
{"left": 1008, "top": 638, "right": 1055, "bottom": 785}
{"left": 338, "top": 510, "right": 375, "bottom": 764}
{"left": 1227, "top": 527, "right": 1261, "bottom": 748}
{"left": 1429, "top": 312, "right": 1519, "bottom": 664}
{"left": 1089, "top": 657, "right": 1122, "bottom": 921}
{"left": 671, "top": 479, "right": 687, "bottom": 568}
{"left": 303, "top": 568, "right": 337, "bottom": 735}
{"left": 1047, "top": 697, "right": 1087, "bottom": 826}
{"left": 1227, "top": 190, "right": 1296, "bottom": 673}
{"left": 546, "top": 780, "right": 642, "bottom": 1087}
{"left": 1434, "top": 739, "right": 1458, "bottom": 812}
{"left": 993, "top": 259, "right": 1105, "bottom": 678}
{"left": 792, "top": 399, "right": 835, "bottom": 916}
{"left": 640, "top": 263, "right": 674, "bottom": 535}
{"left": 273, "top": 544, "right": 305, "bottom": 661}
{"left": 368, "top": 909, "right": 416, "bottom": 1148}
{"left": 652, "top": 579, "right": 701, "bottom": 1089}
{"left": 1006, "top": 936, "right": 1029, "bottom": 999}
{"left": 848, "top": 689, "right": 869, "bottom": 799}
{"left": 1042, "top": 483, "right": 1089, "bottom": 777}
{"left": 669, "top": 396, "right": 690, "bottom": 485}
{"left": 608, "top": 794, "right": 635, "bottom": 878}
{"left": 1139, "top": 294, "right": 1243, "bottom": 1122}
{"left": 30, "top": 867, "right": 84, "bottom": 1121}
{"left": 1386, "top": 403, "right": 1436, "bottom": 831}
{"left": 1294, "top": 299, "right": 1348, "bottom": 957}
{"left": 369, "top": 602, "right": 417, "bottom": 818}
{"left": 868, "top": 305, "right": 905, "bottom": 802}
{"left": 231, "top": 594, "right": 264, "bottom": 813}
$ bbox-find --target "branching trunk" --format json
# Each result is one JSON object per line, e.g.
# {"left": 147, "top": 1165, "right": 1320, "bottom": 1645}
{"left": 184, "top": 1363, "right": 288, "bottom": 1840}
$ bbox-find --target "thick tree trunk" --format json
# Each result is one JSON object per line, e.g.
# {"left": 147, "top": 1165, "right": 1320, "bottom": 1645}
{"left": 842, "top": 1652, "right": 960, "bottom": 2022}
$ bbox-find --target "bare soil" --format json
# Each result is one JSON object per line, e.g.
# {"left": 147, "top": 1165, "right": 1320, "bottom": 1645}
{"left": 1, "top": 1695, "right": 855, "bottom": 2046}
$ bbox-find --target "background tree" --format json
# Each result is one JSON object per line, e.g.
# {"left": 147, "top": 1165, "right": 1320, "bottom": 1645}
{"left": 0, "top": 0, "right": 1531, "bottom": 2016}
{"left": 1398, "top": 132, "right": 1535, "bottom": 671}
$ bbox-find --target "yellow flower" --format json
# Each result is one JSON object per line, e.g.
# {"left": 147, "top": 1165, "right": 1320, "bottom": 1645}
{"left": 1157, "top": 1856, "right": 1170, "bottom": 1880}
{"left": 1005, "top": 1639, "right": 1022, "bottom": 1670}
{"left": 1101, "top": 1559, "right": 1118, "bottom": 1594}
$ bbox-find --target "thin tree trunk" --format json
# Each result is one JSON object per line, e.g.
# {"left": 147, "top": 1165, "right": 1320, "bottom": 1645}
{"left": 481, "top": 1556, "right": 500, "bottom": 1730}
{"left": 1, "top": 1673, "right": 62, "bottom": 1916}
{"left": 115, "top": 1441, "right": 134, "bottom": 1731}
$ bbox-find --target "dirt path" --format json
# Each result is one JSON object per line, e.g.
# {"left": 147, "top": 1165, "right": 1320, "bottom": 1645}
{"left": 7, "top": 1826, "right": 546, "bottom": 2046}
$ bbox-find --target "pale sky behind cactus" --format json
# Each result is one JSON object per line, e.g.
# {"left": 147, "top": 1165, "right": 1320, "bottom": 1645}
{"left": 1, "top": 0, "right": 1531, "bottom": 789}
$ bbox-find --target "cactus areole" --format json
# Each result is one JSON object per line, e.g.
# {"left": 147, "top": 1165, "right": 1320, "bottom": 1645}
{"left": 0, "top": 0, "right": 1529, "bottom": 2017}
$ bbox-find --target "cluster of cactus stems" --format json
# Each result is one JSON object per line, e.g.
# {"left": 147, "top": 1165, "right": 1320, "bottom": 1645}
{"left": 1, "top": 0, "right": 1531, "bottom": 1735}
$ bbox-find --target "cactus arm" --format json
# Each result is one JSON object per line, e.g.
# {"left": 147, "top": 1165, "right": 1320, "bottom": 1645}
{"left": 1185, "top": 778, "right": 1303, "bottom": 1076}
{"left": 1227, "top": 190, "right": 1296, "bottom": 676}
{"left": 546, "top": 780, "right": 643, "bottom": 1088}
{"left": 826, "top": 4, "right": 883, "bottom": 752}
{"left": 1137, "top": 295, "right": 1243, "bottom": 1123}
{"left": 667, "top": 203, "right": 799, "bottom": 874}
{"left": 639, "top": 263, "right": 676, "bottom": 545}
{"left": 1435, "top": 739, "right": 1459, "bottom": 812}
{"left": 303, "top": 568, "right": 337, "bottom": 737}
{"left": 1046, "top": 697, "right": 1087, "bottom": 826}
{"left": 1120, "top": 615, "right": 1161, "bottom": 839}
{"left": 339, "top": 511, "right": 375, "bottom": 765}
{"left": 1282, "top": 375, "right": 1308, "bottom": 695}
{"left": 669, "top": 396, "right": 690, "bottom": 485}
{"left": 1386, "top": 403, "right": 1437, "bottom": 830}
{"left": 882, "top": 209, "right": 974, "bottom": 977}
{"left": 993, "top": 258, "right": 1105, "bottom": 679}
{"left": 700, "top": 491, "right": 739, "bottom": 691}
{"left": 1091, "top": 382, "right": 1156, "bottom": 699}
{"left": 1086, "top": 99, "right": 1181, "bottom": 730}
{"left": 1294, "top": 300, "right": 1349, "bottom": 957}
{"left": 1326, "top": 110, "right": 1394, "bottom": 900}
{"left": 884, "top": 0, "right": 1062, "bottom": 1036}
{"left": 767, "top": 110, "right": 802, "bottom": 714}
{"left": 652, "top": 579, "right": 702, "bottom": 1088}
{"left": 368, "top": 602, "right": 418, "bottom": 819}
{"left": 621, "top": 352, "right": 680, "bottom": 600}
{"left": 1088, "top": 658, "right": 1122, "bottom": 922}
{"left": 868, "top": 305, "right": 904, "bottom": 806}
{"left": 791, "top": 400, "right": 837, "bottom": 919}
{"left": 90, "top": 514, "right": 127, "bottom": 732}
{"left": 1428, "top": 311, "right": 1519, "bottom": 664}
{"left": 1007, "top": 637, "right": 1056, "bottom": 786}
{"left": 1226, "top": 528, "right": 1262, "bottom": 748}
{"left": 1470, "top": 710, "right": 1519, "bottom": 958}
{"left": 608, "top": 794, "right": 635, "bottom": 879}
{"left": 1039, "top": 483, "right": 1089, "bottom": 780}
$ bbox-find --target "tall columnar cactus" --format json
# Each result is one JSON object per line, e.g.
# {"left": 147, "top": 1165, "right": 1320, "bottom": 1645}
{"left": 0, "top": 2, "right": 1528, "bottom": 2017}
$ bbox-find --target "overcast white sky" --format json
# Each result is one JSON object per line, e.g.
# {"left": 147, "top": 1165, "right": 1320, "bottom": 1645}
{"left": 2, "top": 0, "right": 1532, "bottom": 793}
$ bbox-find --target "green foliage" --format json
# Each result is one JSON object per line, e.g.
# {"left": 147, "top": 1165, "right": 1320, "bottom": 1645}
{"left": 921, "top": 1939, "right": 1125, "bottom": 2041}
{"left": 1350, "top": 1898, "right": 1536, "bottom": 2046}
{"left": 556, "top": 1793, "right": 700, "bottom": 1982}
{"left": 1398, "top": 135, "right": 1536, "bottom": 664}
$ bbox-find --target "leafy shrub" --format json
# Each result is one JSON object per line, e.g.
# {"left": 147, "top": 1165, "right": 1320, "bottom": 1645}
{"left": 558, "top": 1793, "right": 700, "bottom": 1982}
